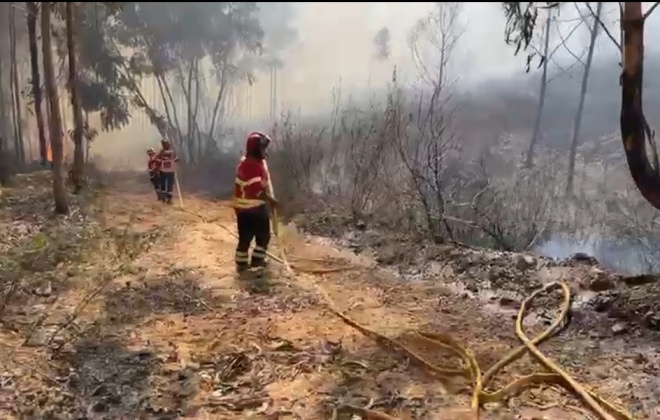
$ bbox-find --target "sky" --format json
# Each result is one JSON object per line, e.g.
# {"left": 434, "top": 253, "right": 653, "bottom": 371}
{"left": 240, "top": 2, "right": 660, "bottom": 119}
{"left": 91, "top": 2, "right": 660, "bottom": 166}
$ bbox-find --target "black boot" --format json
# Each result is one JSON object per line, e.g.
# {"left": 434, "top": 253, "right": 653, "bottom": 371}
{"left": 250, "top": 258, "right": 268, "bottom": 269}
{"left": 236, "top": 262, "right": 249, "bottom": 273}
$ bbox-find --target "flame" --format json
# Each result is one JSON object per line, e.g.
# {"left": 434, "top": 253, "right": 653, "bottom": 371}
{"left": 45, "top": 140, "right": 69, "bottom": 163}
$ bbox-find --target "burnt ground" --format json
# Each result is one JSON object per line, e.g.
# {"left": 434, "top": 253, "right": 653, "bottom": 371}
{"left": 295, "top": 208, "right": 660, "bottom": 341}
{"left": 295, "top": 206, "right": 660, "bottom": 417}
{"left": 0, "top": 172, "right": 659, "bottom": 419}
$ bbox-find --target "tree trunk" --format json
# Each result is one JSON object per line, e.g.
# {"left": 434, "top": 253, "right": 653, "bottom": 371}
{"left": 0, "top": 46, "right": 7, "bottom": 143}
{"left": 9, "top": 3, "right": 25, "bottom": 164}
{"left": 208, "top": 64, "right": 229, "bottom": 147}
{"left": 27, "top": 2, "right": 47, "bottom": 166}
{"left": 192, "top": 61, "right": 202, "bottom": 161}
{"left": 66, "top": 2, "right": 84, "bottom": 192}
{"left": 620, "top": 3, "right": 660, "bottom": 210}
{"left": 524, "top": 10, "right": 551, "bottom": 168}
{"left": 185, "top": 59, "right": 194, "bottom": 162}
{"left": 84, "top": 111, "right": 91, "bottom": 163}
{"left": 158, "top": 74, "right": 184, "bottom": 147}
{"left": 8, "top": 15, "right": 19, "bottom": 161}
{"left": 565, "top": 2, "right": 602, "bottom": 196}
{"left": 41, "top": 2, "right": 68, "bottom": 214}
{"left": 7, "top": 2, "right": 21, "bottom": 164}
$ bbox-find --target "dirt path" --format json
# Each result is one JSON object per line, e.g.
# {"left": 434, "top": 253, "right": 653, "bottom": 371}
{"left": 3, "top": 174, "right": 658, "bottom": 419}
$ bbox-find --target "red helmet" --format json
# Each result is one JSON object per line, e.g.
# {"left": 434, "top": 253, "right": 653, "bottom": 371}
{"left": 246, "top": 131, "right": 271, "bottom": 153}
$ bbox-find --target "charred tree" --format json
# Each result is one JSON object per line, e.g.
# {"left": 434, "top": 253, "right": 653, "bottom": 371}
{"left": 66, "top": 2, "right": 85, "bottom": 192}
{"left": 620, "top": 2, "right": 660, "bottom": 210}
{"left": 27, "top": 2, "right": 47, "bottom": 166}
{"left": 8, "top": 2, "right": 25, "bottom": 164}
{"left": 41, "top": 2, "right": 68, "bottom": 213}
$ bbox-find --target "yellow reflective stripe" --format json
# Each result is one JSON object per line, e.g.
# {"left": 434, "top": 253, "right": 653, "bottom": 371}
{"left": 235, "top": 176, "right": 262, "bottom": 186}
{"left": 234, "top": 198, "right": 264, "bottom": 205}
{"left": 233, "top": 198, "right": 265, "bottom": 209}
{"left": 252, "top": 247, "right": 266, "bottom": 258}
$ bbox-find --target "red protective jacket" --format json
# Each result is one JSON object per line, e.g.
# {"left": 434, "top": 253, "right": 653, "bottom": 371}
{"left": 234, "top": 156, "right": 268, "bottom": 211}
{"left": 148, "top": 156, "right": 160, "bottom": 173}
{"left": 157, "top": 149, "right": 178, "bottom": 173}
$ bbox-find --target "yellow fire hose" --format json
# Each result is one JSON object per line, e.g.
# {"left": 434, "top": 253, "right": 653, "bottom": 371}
{"left": 175, "top": 162, "right": 635, "bottom": 420}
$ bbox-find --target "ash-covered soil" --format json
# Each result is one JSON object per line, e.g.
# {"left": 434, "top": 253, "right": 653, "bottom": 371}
{"left": 296, "top": 209, "right": 660, "bottom": 341}
{"left": 2, "top": 173, "right": 659, "bottom": 419}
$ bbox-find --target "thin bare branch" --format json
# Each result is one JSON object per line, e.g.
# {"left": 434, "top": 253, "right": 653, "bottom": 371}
{"left": 584, "top": 2, "right": 621, "bottom": 52}
{"left": 547, "top": 56, "right": 582, "bottom": 84}
{"left": 8, "top": 2, "right": 28, "bottom": 15}
{"left": 554, "top": 19, "right": 586, "bottom": 67}
{"left": 547, "top": 18, "right": 585, "bottom": 61}
{"left": 643, "top": 1, "right": 660, "bottom": 19}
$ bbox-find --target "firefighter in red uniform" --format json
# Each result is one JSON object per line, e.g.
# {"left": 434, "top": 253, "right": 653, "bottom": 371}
{"left": 156, "top": 139, "right": 179, "bottom": 204}
{"left": 147, "top": 148, "right": 161, "bottom": 199}
{"left": 233, "top": 132, "right": 278, "bottom": 272}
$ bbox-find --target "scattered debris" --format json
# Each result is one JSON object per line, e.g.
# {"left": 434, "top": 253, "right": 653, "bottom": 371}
{"left": 2, "top": 172, "right": 659, "bottom": 419}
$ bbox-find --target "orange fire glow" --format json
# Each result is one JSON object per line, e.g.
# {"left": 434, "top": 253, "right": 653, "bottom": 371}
{"left": 45, "top": 141, "right": 69, "bottom": 163}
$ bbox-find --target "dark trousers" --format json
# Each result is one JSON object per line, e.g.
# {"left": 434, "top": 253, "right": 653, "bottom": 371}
{"left": 159, "top": 171, "right": 175, "bottom": 203}
{"left": 235, "top": 205, "right": 271, "bottom": 270}
{"left": 149, "top": 172, "right": 160, "bottom": 197}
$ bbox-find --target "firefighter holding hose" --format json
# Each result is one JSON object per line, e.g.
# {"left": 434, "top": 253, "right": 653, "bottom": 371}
{"left": 156, "top": 138, "right": 179, "bottom": 204}
{"left": 233, "top": 131, "right": 278, "bottom": 272}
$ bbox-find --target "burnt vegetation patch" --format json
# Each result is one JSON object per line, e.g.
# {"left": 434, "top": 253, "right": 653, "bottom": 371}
{"left": 55, "top": 337, "right": 160, "bottom": 419}
{"left": 103, "top": 274, "right": 226, "bottom": 325}
{"left": 0, "top": 173, "right": 106, "bottom": 323}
